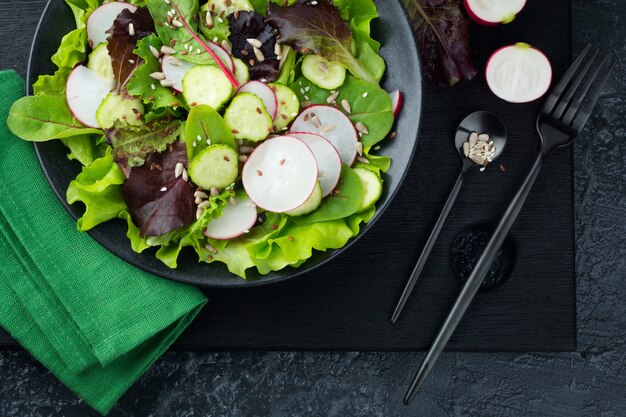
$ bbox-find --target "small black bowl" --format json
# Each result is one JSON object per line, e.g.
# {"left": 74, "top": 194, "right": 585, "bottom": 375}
{"left": 27, "top": 0, "right": 423, "bottom": 288}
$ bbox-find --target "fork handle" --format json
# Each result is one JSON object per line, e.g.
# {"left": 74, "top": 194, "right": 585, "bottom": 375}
{"left": 404, "top": 151, "right": 547, "bottom": 404}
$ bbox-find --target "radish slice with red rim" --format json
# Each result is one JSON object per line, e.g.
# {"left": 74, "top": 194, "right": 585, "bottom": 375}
{"left": 464, "top": 0, "right": 526, "bottom": 25}
{"left": 87, "top": 2, "right": 137, "bottom": 47}
{"left": 204, "top": 40, "right": 236, "bottom": 73}
{"left": 237, "top": 81, "right": 278, "bottom": 119}
{"left": 290, "top": 132, "right": 342, "bottom": 197}
{"left": 290, "top": 105, "right": 359, "bottom": 166}
{"left": 486, "top": 43, "right": 552, "bottom": 103}
{"left": 66, "top": 65, "right": 112, "bottom": 128}
{"left": 390, "top": 90, "right": 403, "bottom": 119}
{"left": 202, "top": 196, "right": 258, "bottom": 240}
{"left": 242, "top": 136, "right": 318, "bottom": 213}
{"left": 162, "top": 57, "right": 196, "bottom": 92}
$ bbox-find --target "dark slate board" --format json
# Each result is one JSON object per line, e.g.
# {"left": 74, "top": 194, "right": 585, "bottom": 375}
{"left": 0, "top": 0, "right": 575, "bottom": 351}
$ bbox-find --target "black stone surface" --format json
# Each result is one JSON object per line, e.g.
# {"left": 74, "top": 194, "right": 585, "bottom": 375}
{"left": 1, "top": 1, "right": 625, "bottom": 416}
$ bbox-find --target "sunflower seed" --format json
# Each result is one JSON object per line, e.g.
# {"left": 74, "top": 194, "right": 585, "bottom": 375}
{"left": 161, "top": 45, "right": 176, "bottom": 54}
{"left": 172, "top": 18, "right": 183, "bottom": 27}
{"left": 194, "top": 190, "right": 209, "bottom": 199}
{"left": 326, "top": 91, "right": 339, "bottom": 103}
{"left": 206, "top": 12, "right": 214, "bottom": 28}
{"left": 469, "top": 132, "right": 478, "bottom": 147}
{"left": 128, "top": 23, "right": 135, "bottom": 36}
{"left": 317, "top": 61, "right": 329, "bottom": 75}
{"left": 462, "top": 142, "right": 470, "bottom": 157}
{"left": 221, "top": 40, "right": 232, "bottom": 54}
{"left": 196, "top": 208, "right": 204, "bottom": 220}
{"left": 204, "top": 243, "right": 218, "bottom": 254}
{"left": 253, "top": 47, "right": 265, "bottom": 62}
{"left": 478, "top": 133, "right": 490, "bottom": 142}
{"left": 274, "top": 43, "right": 282, "bottom": 57}
{"left": 355, "top": 122, "right": 369, "bottom": 135}
{"left": 149, "top": 45, "right": 161, "bottom": 59}
{"left": 356, "top": 156, "right": 370, "bottom": 164}
{"left": 239, "top": 146, "right": 255, "bottom": 155}
{"left": 167, "top": 56, "right": 181, "bottom": 66}
{"left": 160, "top": 79, "right": 176, "bottom": 87}
{"left": 247, "top": 38, "right": 262, "bottom": 48}
{"left": 341, "top": 99, "right": 351, "bottom": 113}
{"left": 322, "top": 124, "right": 335, "bottom": 132}
{"left": 149, "top": 72, "right": 166, "bottom": 80}
{"left": 356, "top": 141, "right": 363, "bottom": 156}
{"left": 470, "top": 154, "right": 485, "bottom": 165}
{"left": 175, "top": 162, "right": 184, "bottom": 178}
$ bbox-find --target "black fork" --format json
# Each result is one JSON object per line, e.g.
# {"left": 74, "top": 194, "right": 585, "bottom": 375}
{"left": 404, "top": 45, "right": 616, "bottom": 405}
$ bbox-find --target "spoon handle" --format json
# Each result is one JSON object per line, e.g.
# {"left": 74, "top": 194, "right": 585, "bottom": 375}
{"left": 403, "top": 152, "right": 547, "bottom": 404}
{"left": 391, "top": 162, "right": 470, "bottom": 324}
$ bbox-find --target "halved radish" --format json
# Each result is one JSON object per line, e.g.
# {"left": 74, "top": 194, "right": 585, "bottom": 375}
{"left": 290, "top": 132, "right": 342, "bottom": 197}
{"left": 202, "top": 196, "right": 258, "bottom": 240}
{"left": 87, "top": 2, "right": 137, "bottom": 47}
{"left": 162, "top": 57, "right": 196, "bottom": 92}
{"left": 242, "top": 136, "right": 318, "bottom": 213}
{"left": 390, "top": 90, "right": 403, "bottom": 119}
{"left": 486, "top": 43, "right": 552, "bottom": 103}
{"left": 464, "top": 0, "right": 526, "bottom": 25}
{"left": 237, "top": 81, "right": 278, "bottom": 119}
{"left": 290, "top": 105, "right": 359, "bottom": 166}
{"left": 66, "top": 65, "right": 113, "bottom": 128}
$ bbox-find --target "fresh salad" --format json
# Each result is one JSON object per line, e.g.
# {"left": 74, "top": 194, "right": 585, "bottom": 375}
{"left": 8, "top": 0, "right": 403, "bottom": 278}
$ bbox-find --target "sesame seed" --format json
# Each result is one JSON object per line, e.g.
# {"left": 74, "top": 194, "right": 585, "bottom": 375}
{"left": 362, "top": 92, "right": 369, "bottom": 98}
{"left": 150, "top": 84, "right": 156, "bottom": 90}
{"left": 197, "top": 48, "right": 202, "bottom": 54}
{"left": 206, "top": 139, "right": 211, "bottom": 145}
{"left": 192, "top": 141, "right": 197, "bottom": 147}
{"left": 374, "top": 145, "right": 381, "bottom": 150}
{"left": 196, "top": 135, "right": 202, "bottom": 141}
{"left": 128, "top": 59, "right": 135, "bottom": 64}
{"left": 172, "top": 19, "right": 183, "bottom": 28}
{"left": 217, "top": 17, "right": 224, "bottom": 23}
{"left": 160, "top": 187, "right": 168, "bottom": 192}
{"left": 389, "top": 131, "right": 397, "bottom": 139}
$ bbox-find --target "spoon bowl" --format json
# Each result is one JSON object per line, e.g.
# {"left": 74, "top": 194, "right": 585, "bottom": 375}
{"left": 454, "top": 111, "right": 508, "bottom": 164}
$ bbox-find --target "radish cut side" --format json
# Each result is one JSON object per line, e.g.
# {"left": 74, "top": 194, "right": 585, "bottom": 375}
{"left": 66, "top": 65, "right": 113, "bottom": 128}
{"left": 486, "top": 43, "right": 552, "bottom": 103}
{"left": 87, "top": 2, "right": 137, "bottom": 47}
{"left": 203, "top": 196, "right": 258, "bottom": 240}
{"left": 242, "top": 136, "right": 318, "bottom": 213}
{"left": 464, "top": 0, "right": 526, "bottom": 25}
{"left": 290, "top": 132, "right": 342, "bottom": 197}
{"left": 162, "top": 57, "right": 196, "bottom": 92}
{"left": 290, "top": 105, "right": 358, "bottom": 166}
{"left": 205, "top": 40, "right": 236, "bottom": 73}
{"left": 390, "top": 90, "right": 403, "bottom": 119}
{"left": 238, "top": 81, "right": 278, "bottom": 119}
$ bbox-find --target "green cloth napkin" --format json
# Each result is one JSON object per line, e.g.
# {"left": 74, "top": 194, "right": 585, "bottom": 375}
{"left": 0, "top": 70, "right": 208, "bottom": 415}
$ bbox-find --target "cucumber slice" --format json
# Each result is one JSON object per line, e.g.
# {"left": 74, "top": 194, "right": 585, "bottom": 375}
{"left": 182, "top": 65, "right": 234, "bottom": 110}
{"left": 233, "top": 58, "right": 250, "bottom": 85}
{"left": 205, "top": 0, "right": 253, "bottom": 16}
{"left": 96, "top": 93, "right": 144, "bottom": 129}
{"left": 353, "top": 167, "right": 383, "bottom": 212}
{"left": 224, "top": 93, "right": 272, "bottom": 142}
{"left": 286, "top": 182, "right": 322, "bottom": 216}
{"left": 270, "top": 83, "right": 300, "bottom": 131}
{"left": 301, "top": 55, "right": 346, "bottom": 90}
{"left": 188, "top": 144, "right": 239, "bottom": 190}
{"left": 87, "top": 42, "right": 115, "bottom": 89}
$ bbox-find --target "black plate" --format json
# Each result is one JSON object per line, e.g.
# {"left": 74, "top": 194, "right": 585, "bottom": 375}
{"left": 27, "top": 0, "right": 422, "bottom": 288}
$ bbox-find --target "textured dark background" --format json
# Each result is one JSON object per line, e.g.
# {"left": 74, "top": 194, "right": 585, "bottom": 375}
{"left": 1, "top": 0, "right": 625, "bottom": 416}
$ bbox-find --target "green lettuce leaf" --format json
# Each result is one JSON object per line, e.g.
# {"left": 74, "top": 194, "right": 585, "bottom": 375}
{"left": 128, "top": 35, "right": 182, "bottom": 109}
{"left": 66, "top": 149, "right": 127, "bottom": 231}
{"left": 60, "top": 135, "right": 107, "bottom": 166}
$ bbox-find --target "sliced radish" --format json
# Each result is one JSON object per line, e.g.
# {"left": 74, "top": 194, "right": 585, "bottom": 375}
{"left": 390, "top": 90, "right": 403, "bottom": 119}
{"left": 237, "top": 81, "right": 278, "bottom": 119}
{"left": 290, "top": 132, "right": 342, "bottom": 197}
{"left": 464, "top": 0, "right": 526, "bottom": 25}
{"left": 87, "top": 2, "right": 137, "bottom": 48}
{"left": 66, "top": 65, "right": 113, "bottom": 128}
{"left": 204, "top": 40, "right": 236, "bottom": 73}
{"left": 242, "top": 136, "right": 318, "bottom": 213}
{"left": 290, "top": 105, "right": 359, "bottom": 166}
{"left": 486, "top": 43, "right": 552, "bottom": 103}
{"left": 162, "top": 57, "right": 196, "bottom": 92}
{"left": 202, "top": 196, "right": 258, "bottom": 240}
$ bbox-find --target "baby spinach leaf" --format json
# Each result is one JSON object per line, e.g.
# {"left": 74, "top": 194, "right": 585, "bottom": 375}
{"left": 106, "top": 118, "right": 181, "bottom": 168}
{"left": 122, "top": 141, "right": 196, "bottom": 237}
{"left": 266, "top": 0, "right": 378, "bottom": 84}
{"left": 128, "top": 34, "right": 182, "bottom": 109}
{"left": 402, "top": 0, "right": 476, "bottom": 86}
{"left": 7, "top": 95, "right": 102, "bottom": 141}
{"left": 61, "top": 135, "right": 107, "bottom": 167}
{"left": 107, "top": 7, "right": 155, "bottom": 92}
{"left": 185, "top": 105, "right": 235, "bottom": 159}
{"left": 291, "top": 165, "right": 363, "bottom": 225}
{"left": 291, "top": 75, "right": 393, "bottom": 148}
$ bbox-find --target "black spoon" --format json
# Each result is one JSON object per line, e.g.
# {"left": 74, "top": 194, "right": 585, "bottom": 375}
{"left": 390, "top": 111, "right": 507, "bottom": 324}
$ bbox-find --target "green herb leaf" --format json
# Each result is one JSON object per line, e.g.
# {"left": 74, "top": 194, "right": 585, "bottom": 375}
{"left": 267, "top": 0, "right": 378, "bottom": 84}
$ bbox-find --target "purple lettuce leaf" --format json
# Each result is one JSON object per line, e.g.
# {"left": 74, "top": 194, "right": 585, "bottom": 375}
{"left": 403, "top": 0, "right": 477, "bottom": 86}
{"left": 122, "top": 141, "right": 196, "bottom": 237}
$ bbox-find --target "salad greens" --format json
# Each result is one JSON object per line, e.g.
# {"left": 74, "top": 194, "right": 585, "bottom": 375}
{"left": 6, "top": 0, "right": 398, "bottom": 279}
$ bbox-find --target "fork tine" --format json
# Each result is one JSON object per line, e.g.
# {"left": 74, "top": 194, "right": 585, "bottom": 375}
{"left": 562, "top": 55, "right": 608, "bottom": 126}
{"left": 571, "top": 59, "right": 616, "bottom": 132}
{"left": 552, "top": 49, "right": 599, "bottom": 119}
{"left": 542, "top": 44, "right": 592, "bottom": 114}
